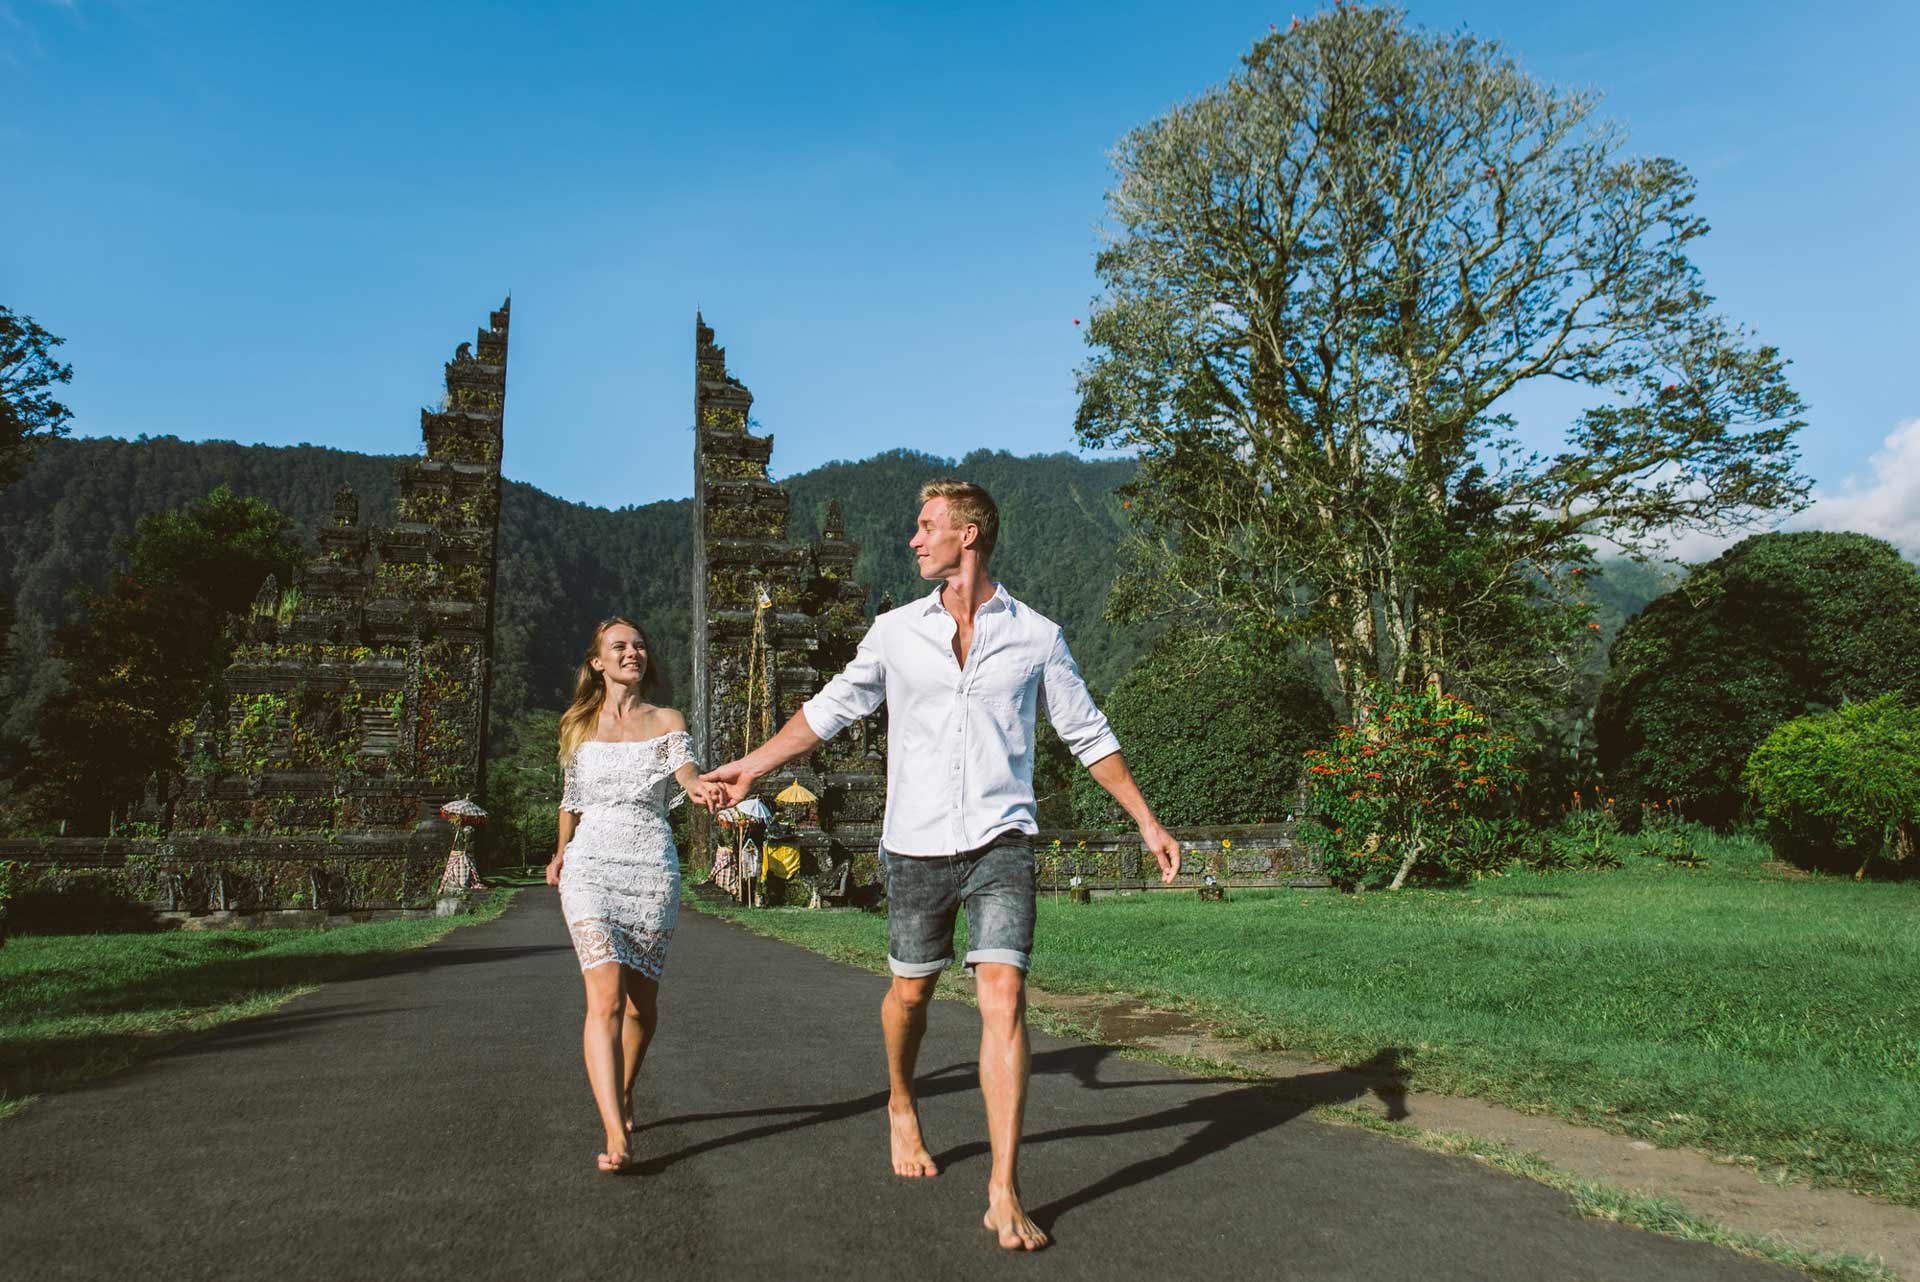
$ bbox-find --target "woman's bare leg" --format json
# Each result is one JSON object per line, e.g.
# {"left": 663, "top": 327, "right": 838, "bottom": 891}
{"left": 620, "top": 969, "right": 660, "bottom": 1131}
{"left": 581, "top": 962, "right": 629, "bottom": 1168}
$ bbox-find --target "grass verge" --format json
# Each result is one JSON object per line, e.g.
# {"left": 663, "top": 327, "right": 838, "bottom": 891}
{"left": 690, "top": 832, "right": 1920, "bottom": 1206}
{"left": 0, "top": 888, "right": 517, "bottom": 1120}
{"left": 1312, "top": 1108, "right": 1899, "bottom": 1282}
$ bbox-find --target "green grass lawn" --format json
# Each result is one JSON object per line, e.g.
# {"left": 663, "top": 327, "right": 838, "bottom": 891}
{"left": 0, "top": 889, "right": 516, "bottom": 1120}
{"left": 695, "top": 835, "right": 1920, "bottom": 1206}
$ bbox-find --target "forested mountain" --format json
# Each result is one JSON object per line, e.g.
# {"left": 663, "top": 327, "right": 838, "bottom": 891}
{"left": 0, "top": 437, "right": 1150, "bottom": 767}
{"left": 783, "top": 448, "right": 1156, "bottom": 686}
{"left": 0, "top": 434, "right": 1672, "bottom": 784}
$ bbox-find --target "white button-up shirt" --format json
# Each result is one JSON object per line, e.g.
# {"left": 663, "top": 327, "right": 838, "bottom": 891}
{"left": 801, "top": 583, "right": 1123, "bottom": 856}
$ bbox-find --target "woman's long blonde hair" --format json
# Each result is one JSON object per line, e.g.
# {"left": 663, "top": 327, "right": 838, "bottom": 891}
{"left": 556, "top": 616, "right": 671, "bottom": 766}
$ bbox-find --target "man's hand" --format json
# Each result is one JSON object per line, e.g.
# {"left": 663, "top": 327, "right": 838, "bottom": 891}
{"left": 1141, "top": 819, "right": 1181, "bottom": 884}
{"left": 699, "top": 758, "right": 762, "bottom": 810}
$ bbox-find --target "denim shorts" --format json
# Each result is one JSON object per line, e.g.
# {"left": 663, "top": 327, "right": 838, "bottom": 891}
{"left": 883, "top": 831, "right": 1035, "bottom": 978}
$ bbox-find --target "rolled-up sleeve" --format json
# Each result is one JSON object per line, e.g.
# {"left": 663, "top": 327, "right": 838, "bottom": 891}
{"left": 1039, "top": 629, "right": 1122, "bottom": 767}
{"left": 801, "top": 617, "right": 889, "bottom": 741}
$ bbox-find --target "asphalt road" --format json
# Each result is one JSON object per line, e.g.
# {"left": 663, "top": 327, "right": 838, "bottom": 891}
{"left": 0, "top": 889, "right": 1799, "bottom": 1281}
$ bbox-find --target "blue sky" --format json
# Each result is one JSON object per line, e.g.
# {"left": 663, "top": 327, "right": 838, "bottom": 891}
{"left": 3, "top": 0, "right": 1916, "bottom": 545}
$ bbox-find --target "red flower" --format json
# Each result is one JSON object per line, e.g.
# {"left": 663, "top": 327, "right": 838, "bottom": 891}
{"left": 1366, "top": 771, "right": 1382, "bottom": 780}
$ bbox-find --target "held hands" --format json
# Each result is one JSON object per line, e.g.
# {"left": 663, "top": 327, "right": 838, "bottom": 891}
{"left": 1140, "top": 819, "right": 1181, "bottom": 884}
{"left": 697, "top": 758, "right": 761, "bottom": 811}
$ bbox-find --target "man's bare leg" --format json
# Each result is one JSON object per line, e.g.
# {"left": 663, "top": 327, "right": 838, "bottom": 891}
{"left": 882, "top": 973, "right": 941, "bottom": 1177}
{"left": 974, "top": 962, "right": 1047, "bottom": 1249}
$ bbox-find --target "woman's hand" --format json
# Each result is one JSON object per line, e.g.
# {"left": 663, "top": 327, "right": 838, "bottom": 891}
{"left": 545, "top": 853, "right": 564, "bottom": 887}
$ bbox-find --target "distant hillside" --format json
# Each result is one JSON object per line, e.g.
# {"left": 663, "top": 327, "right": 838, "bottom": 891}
{"left": 0, "top": 435, "right": 1674, "bottom": 774}
{"left": 783, "top": 448, "right": 1156, "bottom": 686}
{"left": 0, "top": 437, "right": 1152, "bottom": 760}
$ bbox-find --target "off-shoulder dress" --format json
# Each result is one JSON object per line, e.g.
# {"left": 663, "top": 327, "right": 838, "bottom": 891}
{"left": 558, "top": 731, "right": 693, "bottom": 978}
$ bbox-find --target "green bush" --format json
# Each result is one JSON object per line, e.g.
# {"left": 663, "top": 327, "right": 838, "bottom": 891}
{"left": 1743, "top": 694, "right": 1920, "bottom": 878}
{"left": 1298, "top": 685, "right": 1527, "bottom": 891}
{"left": 1428, "top": 815, "right": 1542, "bottom": 881}
{"left": 1070, "top": 628, "right": 1333, "bottom": 828}
{"left": 1596, "top": 531, "right": 1920, "bottom": 825}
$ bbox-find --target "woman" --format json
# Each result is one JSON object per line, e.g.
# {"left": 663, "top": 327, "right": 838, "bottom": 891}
{"left": 546, "top": 616, "right": 711, "bottom": 1173}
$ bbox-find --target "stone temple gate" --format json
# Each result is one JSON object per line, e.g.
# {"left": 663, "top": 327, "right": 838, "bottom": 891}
{"left": 690, "top": 315, "right": 890, "bottom": 903}
{"left": 61, "top": 300, "right": 514, "bottom": 914}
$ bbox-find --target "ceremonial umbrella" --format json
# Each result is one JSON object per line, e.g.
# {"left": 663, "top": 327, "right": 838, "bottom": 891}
{"left": 774, "top": 781, "right": 817, "bottom": 804}
{"left": 437, "top": 798, "right": 489, "bottom": 893}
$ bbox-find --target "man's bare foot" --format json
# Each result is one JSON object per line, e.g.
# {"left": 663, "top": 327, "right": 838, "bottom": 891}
{"left": 983, "top": 1185, "right": 1048, "bottom": 1251}
{"left": 887, "top": 1101, "right": 939, "bottom": 1178}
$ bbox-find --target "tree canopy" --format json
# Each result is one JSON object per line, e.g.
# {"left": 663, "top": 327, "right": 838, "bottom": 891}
{"left": 1596, "top": 531, "right": 1920, "bottom": 824}
{"left": 0, "top": 306, "right": 72, "bottom": 492}
{"left": 15, "top": 487, "right": 296, "bottom": 832}
{"left": 1069, "top": 626, "right": 1332, "bottom": 828}
{"left": 1076, "top": 5, "right": 1807, "bottom": 723}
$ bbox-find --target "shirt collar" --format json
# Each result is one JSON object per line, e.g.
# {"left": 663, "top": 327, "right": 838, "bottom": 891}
{"left": 920, "top": 582, "right": 1013, "bottom": 619}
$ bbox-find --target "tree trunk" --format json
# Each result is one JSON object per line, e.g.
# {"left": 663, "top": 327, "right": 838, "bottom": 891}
{"left": 1389, "top": 832, "right": 1422, "bottom": 890}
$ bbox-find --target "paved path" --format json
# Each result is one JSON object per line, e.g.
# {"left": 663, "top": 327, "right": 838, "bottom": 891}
{"left": 1, "top": 891, "right": 1799, "bottom": 1281}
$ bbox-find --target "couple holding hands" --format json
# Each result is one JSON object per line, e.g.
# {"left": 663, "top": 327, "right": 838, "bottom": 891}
{"left": 544, "top": 479, "right": 1180, "bottom": 1251}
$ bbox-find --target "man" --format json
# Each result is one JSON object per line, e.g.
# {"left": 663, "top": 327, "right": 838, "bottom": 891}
{"left": 701, "top": 479, "right": 1181, "bottom": 1252}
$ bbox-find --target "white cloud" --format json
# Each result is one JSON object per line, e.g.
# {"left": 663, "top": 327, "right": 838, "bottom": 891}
{"left": 1789, "top": 418, "right": 1920, "bottom": 558}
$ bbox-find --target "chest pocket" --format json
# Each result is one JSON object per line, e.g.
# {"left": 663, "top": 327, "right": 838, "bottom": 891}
{"left": 975, "top": 660, "right": 1042, "bottom": 736}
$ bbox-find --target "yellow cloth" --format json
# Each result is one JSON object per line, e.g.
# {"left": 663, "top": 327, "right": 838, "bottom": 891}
{"left": 761, "top": 844, "right": 803, "bottom": 881}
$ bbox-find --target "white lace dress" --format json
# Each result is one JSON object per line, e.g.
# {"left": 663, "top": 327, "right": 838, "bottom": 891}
{"left": 558, "top": 731, "right": 693, "bottom": 978}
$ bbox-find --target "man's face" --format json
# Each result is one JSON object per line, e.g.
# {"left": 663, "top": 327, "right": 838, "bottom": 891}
{"left": 910, "top": 497, "right": 969, "bottom": 581}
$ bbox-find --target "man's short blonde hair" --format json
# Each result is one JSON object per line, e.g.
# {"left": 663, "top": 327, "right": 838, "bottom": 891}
{"left": 918, "top": 479, "right": 999, "bottom": 560}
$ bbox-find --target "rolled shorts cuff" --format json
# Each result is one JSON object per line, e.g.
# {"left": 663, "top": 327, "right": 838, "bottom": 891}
{"left": 962, "top": 947, "right": 1029, "bottom": 975}
{"left": 888, "top": 954, "right": 951, "bottom": 978}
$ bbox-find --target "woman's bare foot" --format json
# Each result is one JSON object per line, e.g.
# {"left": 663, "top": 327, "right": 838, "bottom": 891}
{"left": 983, "top": 1184, "right": 1048, "bottom": 1251}
{"left": 887, "top": 1101, "right": 939, "bottom": 1178}
{"left": 596, "top": 1133, "right": 634, "bottom": 1174}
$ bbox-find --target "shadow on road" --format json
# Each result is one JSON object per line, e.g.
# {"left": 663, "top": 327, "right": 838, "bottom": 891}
{"left": 634, "top": 1041, "right": 1410, "bottom": 1236}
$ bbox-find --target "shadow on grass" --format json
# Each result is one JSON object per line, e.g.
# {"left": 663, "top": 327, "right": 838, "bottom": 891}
{"left": 2, "top": 927, "right": 561, "bottom": 1104}
{"left": 632, "top": 1042, "right": 1410, "bottom": 1237}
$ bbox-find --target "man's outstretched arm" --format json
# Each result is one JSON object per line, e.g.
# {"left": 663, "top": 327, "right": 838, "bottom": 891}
{"left": 700, "top": 711, "right": 824, "bottom": 808}
{"left": 1085, "top": 751, "right": 1181, "bottom": 883}
{"left": 701, "top": 617, "right": 888, "bottom": 809}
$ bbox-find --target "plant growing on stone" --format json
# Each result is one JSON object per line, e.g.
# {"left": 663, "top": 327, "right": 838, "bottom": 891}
{"left": 1299, "top": 685, "right": 1525, "bottom": 890}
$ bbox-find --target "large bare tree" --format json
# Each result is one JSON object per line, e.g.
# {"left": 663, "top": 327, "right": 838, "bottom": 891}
{"left": 1076, "top": 6, "right": 1808, "bottom": 720}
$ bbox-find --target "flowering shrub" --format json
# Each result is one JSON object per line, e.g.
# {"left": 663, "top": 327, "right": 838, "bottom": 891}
{"left": 1298, "top": 685, "right": 1526, "bottom": 890}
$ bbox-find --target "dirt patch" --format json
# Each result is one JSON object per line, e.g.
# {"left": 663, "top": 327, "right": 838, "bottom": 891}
{"left": 950, "top": 976, "right": 1919, "bottom": 1279}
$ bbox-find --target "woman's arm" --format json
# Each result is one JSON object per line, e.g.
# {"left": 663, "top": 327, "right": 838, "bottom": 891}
{"left": 673, "top": 759, "right": 715, "bottom": 805}
{"left": 547, "top": 808, "right": 578, "bottom": 886}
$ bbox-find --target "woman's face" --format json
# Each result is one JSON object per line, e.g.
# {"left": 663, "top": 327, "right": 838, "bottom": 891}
{"left": 593, "top": 624, "right": 648, "bottom": 688}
